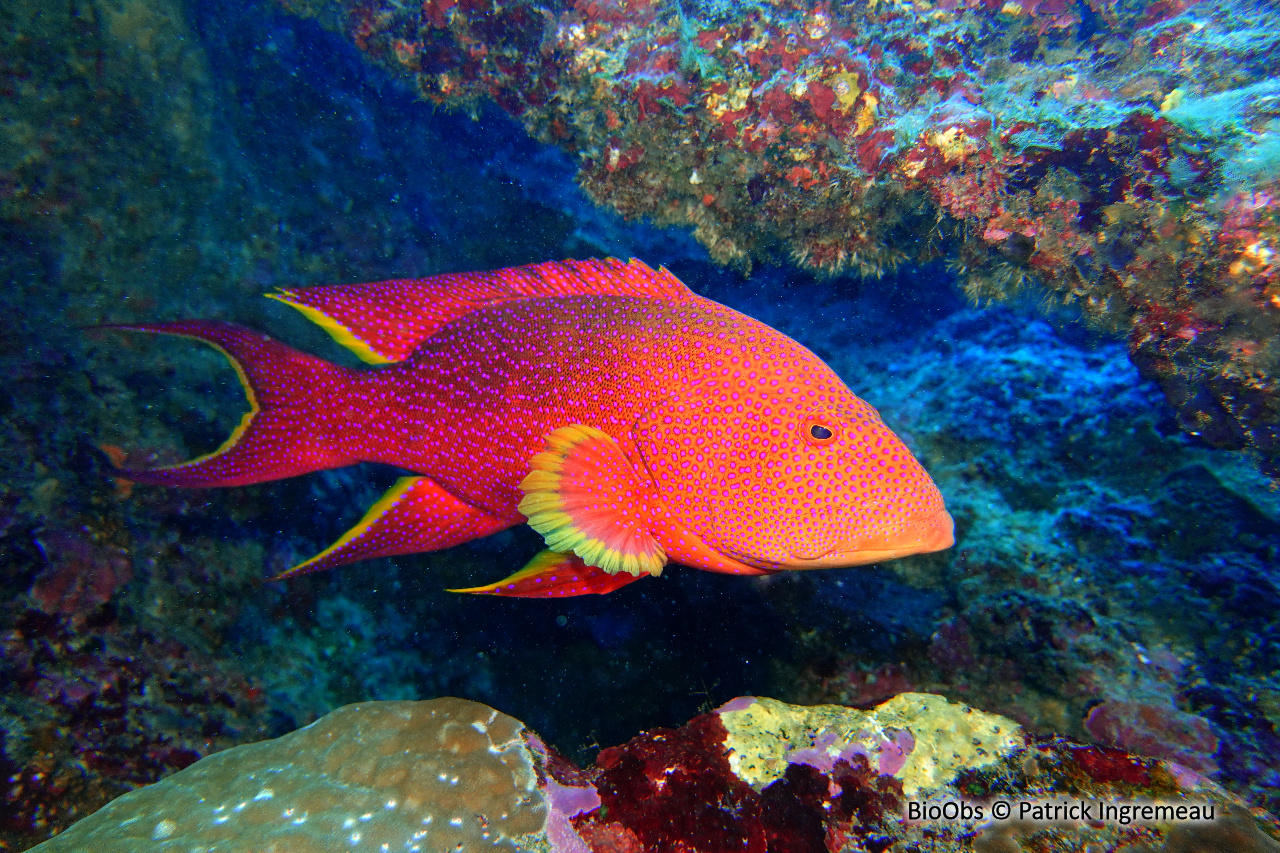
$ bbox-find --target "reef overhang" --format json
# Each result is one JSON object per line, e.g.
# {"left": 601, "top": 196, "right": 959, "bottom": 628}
{"left": 277, "top": 0, "right": 1280, "bottom": 479}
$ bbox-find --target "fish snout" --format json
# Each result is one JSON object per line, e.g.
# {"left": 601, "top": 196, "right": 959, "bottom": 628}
{"left": 785, "top": 509, "right": 955, "bottom": 568}
{"left": 873, "top": 508, "right": 954, "bottom": 554}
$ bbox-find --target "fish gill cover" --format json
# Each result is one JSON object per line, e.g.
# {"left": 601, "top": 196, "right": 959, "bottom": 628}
{"left": 2, "top": 0, "right": 1280, "bottom": 848}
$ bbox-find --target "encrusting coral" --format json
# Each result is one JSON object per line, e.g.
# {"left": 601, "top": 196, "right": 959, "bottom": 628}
{"left": 717, "top": 693, "right": 1019, "bottom": 795}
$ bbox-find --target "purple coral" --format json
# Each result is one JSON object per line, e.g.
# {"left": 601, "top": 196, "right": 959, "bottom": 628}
{"left": 30, "top": 532, "right": 132, "bottom": 620}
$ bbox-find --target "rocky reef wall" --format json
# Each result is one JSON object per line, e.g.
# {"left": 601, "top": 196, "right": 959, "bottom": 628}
{"left": 277, "top": 0, "right": 1280, "bottom": 478}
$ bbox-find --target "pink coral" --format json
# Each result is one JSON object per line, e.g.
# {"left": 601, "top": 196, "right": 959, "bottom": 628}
{"left": 30, "top": 532, "right": 132, "bottom": 618}
{"left": 1084, "top": 699, "right": 1220, "bottom": 775}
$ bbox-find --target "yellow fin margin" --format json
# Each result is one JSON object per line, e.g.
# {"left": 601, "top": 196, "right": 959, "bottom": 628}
{"left": 267, "top": 291, "right": 394, "bottom": 365}
{"left": 158, "top": 336, "right": 259, "bottom": 470}
{"left": 446, "top": 550, "right": 570, "bottom": 594}
{"left": 273, "top": 476, "right": 422, "bottom": 580}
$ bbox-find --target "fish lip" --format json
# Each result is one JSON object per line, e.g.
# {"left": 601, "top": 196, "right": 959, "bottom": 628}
{"left": 782, "top": 509, "right": 955, "bottom": 568}
{"left": 717, "top": 545, "right": 794, "bottom": 574}
{"left": 719, "top": 509, "right": 955, "bottom": 572}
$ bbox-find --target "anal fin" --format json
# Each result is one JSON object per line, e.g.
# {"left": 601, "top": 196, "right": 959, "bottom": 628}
{"left": 448, "top": 550, "right": 647, "bottom": 598}
{"left": 274, "top": 476, "right": 511, "bottom": 579}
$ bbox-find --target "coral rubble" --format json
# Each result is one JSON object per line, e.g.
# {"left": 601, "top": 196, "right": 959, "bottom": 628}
{"left": 26, "top": 694, "right": 1280, "bottom": 853}
{"left": 279, "top": 0, "right": 1280, "bottom": 476}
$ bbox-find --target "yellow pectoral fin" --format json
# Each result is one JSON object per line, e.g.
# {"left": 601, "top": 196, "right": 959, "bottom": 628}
{"left": 518, "top": 425, "right": 667, "bottom": 577}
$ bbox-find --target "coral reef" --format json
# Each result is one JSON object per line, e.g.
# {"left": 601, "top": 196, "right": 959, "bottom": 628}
{"left": 277, "top": 0, "right": 1280, "bottom": 476}
{"left": 26, "top": 694, "right": 1280, "bottom": 853}
{"left": 0, "top": 0, "right": 577, "bottom": 841}
{"left": 0, "top": 0, "right": 708, "bottom": 841}
{"left": 6, "top": 0, "right": 1280, "bottom": 845}
{"left": 0, "top": 608, "right": 270, "bottom": 846}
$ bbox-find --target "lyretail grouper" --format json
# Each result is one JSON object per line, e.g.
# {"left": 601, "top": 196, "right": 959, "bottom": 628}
{"left": 107, "top": 258, "right": 952, "bottom": 597}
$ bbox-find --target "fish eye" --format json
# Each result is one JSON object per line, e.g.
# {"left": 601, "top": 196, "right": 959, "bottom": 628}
{"left": 804, "top": 420, "right": 837, "bottom": 445}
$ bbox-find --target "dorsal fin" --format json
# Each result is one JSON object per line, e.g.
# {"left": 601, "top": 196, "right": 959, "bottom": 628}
{"left": 268, "top": 257, "right": 695, "bottom": 364}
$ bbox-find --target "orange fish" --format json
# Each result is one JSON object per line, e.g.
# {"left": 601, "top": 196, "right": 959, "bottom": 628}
{"left": 107, "top": 259, "right": 953, "bottom": 597}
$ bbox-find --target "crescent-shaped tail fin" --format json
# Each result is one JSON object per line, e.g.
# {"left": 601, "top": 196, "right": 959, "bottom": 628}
{"left": 104, "top": 321, "right": 358, "bottom": 488}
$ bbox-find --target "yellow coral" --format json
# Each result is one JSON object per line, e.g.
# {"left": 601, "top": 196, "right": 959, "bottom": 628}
{"left": 932, "top": 126, "right": 977, "bottom": 163}
{"left": 719, "top": 693, "right": 1023, "bottom": 796}
{"left": 1161, "top": 87, "right": 1186, "bottom": 113}
{"left": 829, "top": 72, "right": 862, "bottom": 112}
{"left": 705, "top": 83, "right": 751, "bottom": 117}
{"left": 855, "top": 92, "right": 879, "bottom": 136}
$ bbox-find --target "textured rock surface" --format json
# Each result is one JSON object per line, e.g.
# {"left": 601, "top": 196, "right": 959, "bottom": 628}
{"left": 277, "top": 0, "right": 1280, "bottom": 478}
{"left": 4, "top": 0, "right": 1280, "bottom": 841}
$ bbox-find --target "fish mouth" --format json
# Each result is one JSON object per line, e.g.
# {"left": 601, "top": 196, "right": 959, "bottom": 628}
{"left": 780, "top": 509, "right": 955, "bottom": 569}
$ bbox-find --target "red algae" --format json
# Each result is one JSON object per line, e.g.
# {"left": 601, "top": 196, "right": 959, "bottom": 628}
{"left": 1085, "top": 700, "right": 1220, "bottom": 775}
{"left": 587, "top": 714, "right": 762, "bottom": 852}
{"left": 576, "top": 709, "right": 907, "bottom": 852}
{"left": 1069, "top": 744, "right": 1154, "bottom": 788}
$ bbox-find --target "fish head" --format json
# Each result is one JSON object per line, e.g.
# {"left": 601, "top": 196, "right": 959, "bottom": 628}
{"left": 633, "top": 379, "right": 952, "bottom": 572}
